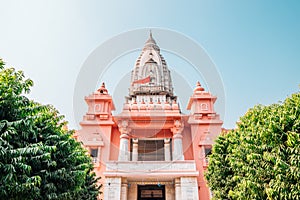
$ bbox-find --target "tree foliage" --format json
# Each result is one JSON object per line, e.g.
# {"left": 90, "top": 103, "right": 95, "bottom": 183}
{"left": 0, "top": 59, "right": 100, "bottom": 199}
{"left": 206, "top": 91, "right": 300, "bottom": 200}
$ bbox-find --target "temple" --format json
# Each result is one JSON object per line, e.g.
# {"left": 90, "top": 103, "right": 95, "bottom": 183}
{"left": 75, "top": 32, "right": 223, "bottom": 200}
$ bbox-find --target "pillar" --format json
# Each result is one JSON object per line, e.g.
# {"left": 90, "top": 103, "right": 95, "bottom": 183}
{"left": 118, "top": 120, "right": 131, "bottom": 161}
{"left": 120, "top": 179, "right": 128, "bottom": 200}
{"left": 104, "top": 177, "right": 121, "bottom": 200}
{"left": 128, "top": 183, "right": 137, "bottom": 200}
{"left": 119, "top": 134, "right": 129, "bottom": 161}
{"left": 171, "top": 120, "right": 184, "bottom": 161}
{"left": 164, "top": 138, "right": 171, "bottom": 161}
{"left": 181, "top": 177, "right": 199, "bottom": 200}
{"left": 97, "top": 147, "right": 101, "bottom": 162}
{"left": 132, "top": 138, "right": 138, "bottom": 161}
{"left": 175, "top": 178, "right": 181, "bottom": 200}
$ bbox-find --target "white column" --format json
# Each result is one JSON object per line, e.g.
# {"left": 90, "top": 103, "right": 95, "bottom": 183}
{"left": 120, "top": 179, "right": 128, "bottom": 200}
{"left": 96, "top": 146, "right": 101, "bottom": 166}
{"left": 171, "top": 120, "right": 184, "bottom": 161}
{"left": 104, "top": 177, "right": 121, "bottom": 200}
{"left": 119, "top": 134, "right": 130, "bottom": 161}
{"left": 118, "top": 121, "right": 131, "bottom": 161}
{"left": 132, "top": 138, "right": 138, "bottom": 161}
{"left": 181, "top": 177, "right": 199, "bottom": 200}
{"left": 164, "top": 138, "right": 171, "bottom": 161}
{"left": 173, "top": 134, "right": 184, "bottom": 160}
{"left": 175, "top": 178, "right": 181, "bottom": 200}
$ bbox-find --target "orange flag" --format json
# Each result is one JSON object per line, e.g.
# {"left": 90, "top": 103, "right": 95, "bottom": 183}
{"left": 132, "top": 76, "right": 151, "bottom": 85}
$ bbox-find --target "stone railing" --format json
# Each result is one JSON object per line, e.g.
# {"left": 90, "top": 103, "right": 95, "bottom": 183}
{"left": 131, "top": 85, "right": 172, "bottom": 95}
{"left": 105, "top": 160, "right": 196, "bottom": 172}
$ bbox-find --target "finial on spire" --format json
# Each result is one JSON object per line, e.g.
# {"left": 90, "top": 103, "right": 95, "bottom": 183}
{"left": 145, "top": 30, "right": 156, "bottom": 45}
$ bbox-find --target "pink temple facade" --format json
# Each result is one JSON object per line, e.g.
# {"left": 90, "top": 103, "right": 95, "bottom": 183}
{"left": 75, "top": 33, "right": 223, "bottom": 200}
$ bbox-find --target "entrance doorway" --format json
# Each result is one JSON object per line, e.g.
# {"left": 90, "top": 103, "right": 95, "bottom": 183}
{"left": 138, "top": 185, "right": 165, "bottom": 200}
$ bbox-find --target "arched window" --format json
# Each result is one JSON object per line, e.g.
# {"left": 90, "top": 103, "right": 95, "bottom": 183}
{"left": 201, "top": 103, "right": 208, "bottom": 111}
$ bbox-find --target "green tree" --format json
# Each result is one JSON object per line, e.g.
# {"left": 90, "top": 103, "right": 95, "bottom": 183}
{"left": 0, "top": 59, "right": 100, "bottom": 199}
{"left": 206, "top": 91, "right": 300, "bottom": 200}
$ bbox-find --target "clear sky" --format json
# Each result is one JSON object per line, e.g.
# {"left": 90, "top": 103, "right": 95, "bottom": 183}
{"left": 1, "top": 0, "right": 299, "bottom": 129}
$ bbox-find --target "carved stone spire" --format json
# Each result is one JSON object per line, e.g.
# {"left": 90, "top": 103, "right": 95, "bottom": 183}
{"left": 129, "top": 32, "right": 174, "bottom": 97}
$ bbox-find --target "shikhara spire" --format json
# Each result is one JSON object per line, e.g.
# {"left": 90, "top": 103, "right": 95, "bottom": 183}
{"left": 129, "top": 32, "right": 174, "bottom": 97}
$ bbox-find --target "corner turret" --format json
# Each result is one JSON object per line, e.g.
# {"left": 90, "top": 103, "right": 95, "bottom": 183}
{"left": 80, "top": 82, "right": 115, "bottom": 125}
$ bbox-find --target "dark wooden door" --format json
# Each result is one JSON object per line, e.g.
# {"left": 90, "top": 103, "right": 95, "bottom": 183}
{"left": 137, "top": 185, "right": 165, "bottom": 200}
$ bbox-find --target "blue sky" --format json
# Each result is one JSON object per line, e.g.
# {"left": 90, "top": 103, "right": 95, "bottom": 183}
{"left": 0, "top": 1, "right": 299, "bottom": 128}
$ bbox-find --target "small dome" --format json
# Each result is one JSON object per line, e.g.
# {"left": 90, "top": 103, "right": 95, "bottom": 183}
{"left": 172, "top": 100, "right": 179, "bottom": 110}
{"left": 194, "top": 81, "right": 205, "bottom": 92}
{"left": 97, "top": 82, "right": 108, "bottom": 94}
{"left": 164, "top": 103, "right": 172, "bottom": 110}
{"left": 131, "top": 100, "right": 138, "bottom": 110}
{"left": 140, "top": 99, "right": 147, "bottom": 110}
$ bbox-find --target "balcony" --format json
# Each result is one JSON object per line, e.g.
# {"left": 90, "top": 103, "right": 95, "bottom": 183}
{"left": 104, "top": 160, "right": 198, "bottom": 178}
